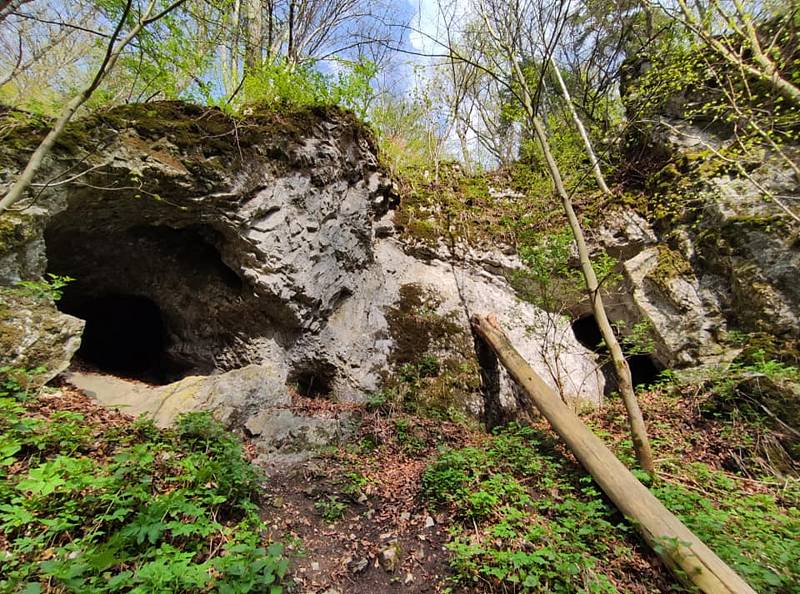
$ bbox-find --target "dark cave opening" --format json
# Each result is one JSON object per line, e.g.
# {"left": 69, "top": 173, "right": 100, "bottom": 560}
{"left": 626, "top": 353, "right": 662, "bottom": 389}
{"left": 289, "top": 360, "right": 337, "bottom": 398}
{"left": 44, "top": 219, "right": 260, "bottom": 383}
{"left": 571, "top": 314, "right": 663, "bottom": 391}
{"left": 571, "top": 314, "right": 604, "bottom": 352}
{"left": 59, "top": 293, "right": 183, "bottom": 384}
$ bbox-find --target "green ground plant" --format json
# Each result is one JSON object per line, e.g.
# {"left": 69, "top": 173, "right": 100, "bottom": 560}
{"left": 652, "top": 465, "right": 799, "bottom": 590}
{"left": 313, "top": 495, "right": 347, "bottom": 523}
{"left": 422, "top": 424, "right": 629, "bottom": 593}
{"left": 423, "top": 421, "right": 800, "bottom": 593}
{"left": 0, "top": 370, "right": 287, "bottom": 594}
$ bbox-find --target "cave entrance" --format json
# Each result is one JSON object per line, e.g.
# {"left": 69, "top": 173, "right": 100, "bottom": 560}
{"left": 571, "top": 314, "right": 662, "bottom": 391}
{"left": 44, "top": 220, "right": 262, "bottom": 384}
{"left": 571, "top": 314, "right": 604, "bottom": 352}
{"left": 60, "top": 293, "right": 178, "bottom": 384}
{"left": 288, "top": 359, "right": 337, "bottom": 398}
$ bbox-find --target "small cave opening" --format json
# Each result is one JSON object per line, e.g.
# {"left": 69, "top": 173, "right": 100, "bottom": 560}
{"left": 626, "top": 353, "right": 661, "bottom": 388}
{"left": 571, "top": 314, "right": 663, "bottom": 391}
{"left": 59, "top": 293, "right": 184, "bottom": 384}
{"left": 571, "top": 314, "right": 604, "bottom": 352}
{"left": 288, "top": 360, "right": 337, "bottom": 398}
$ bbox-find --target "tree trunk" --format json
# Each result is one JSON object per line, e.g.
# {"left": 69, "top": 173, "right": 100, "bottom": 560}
{"left": 471, "top": 314, "right": 757, "bottom": 594}
{"left": 550, "top": 58, "right": 611, "bottom": 195}
{"left": 287, "top": 0, "right": 296, "bottom": 65}
{"left": 226, "top": 0, "right": 242, "bottom": 93}
{"left": 0, "top": 0, "right": 34, "bottom": 25}
{"left": 456, "top": 123, "right": 472, "bottom": 175}
{"left": 477, "top": 4, "right": 654, "bottom": 473}
{"left": 266, "top": 0, "right": 274, "bottom": 61}
{"left": 244, "top": 0, "right": 262, "bottom": 73}
{"left": 513, "top": 50, "right": 654, "bottom": 473}
{"left": 530, "top": 114, "right": 655, "bottom": 474}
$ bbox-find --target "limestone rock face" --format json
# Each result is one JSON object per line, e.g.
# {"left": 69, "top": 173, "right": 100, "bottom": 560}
{"left": 596, "top": 149, "right": 800, "bottom": 367}
{"left": 0, "top": 288, "right": 84, "bottom": 385}
{"left": 320, "top": 239, "right": 603, "bottom": 410}
{"left": 0, "top": 101, "right": 605, "bottom": 428}
{"left": 622, "top": 247, "right": 729, "bottom": 366}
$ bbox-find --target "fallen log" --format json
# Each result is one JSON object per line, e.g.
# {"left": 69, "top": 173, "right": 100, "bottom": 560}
{"left": 471, "top": 313, "right": 757, "bottom": 594}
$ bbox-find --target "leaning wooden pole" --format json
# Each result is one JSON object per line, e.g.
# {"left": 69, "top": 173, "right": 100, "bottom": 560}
{"left": 471, "top": 313, "right": 757, "bottom": 594}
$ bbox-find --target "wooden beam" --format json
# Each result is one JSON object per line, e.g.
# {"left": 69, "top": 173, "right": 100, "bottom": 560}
{"left": 471, "top": 313, "right": 757, "bottom": 594}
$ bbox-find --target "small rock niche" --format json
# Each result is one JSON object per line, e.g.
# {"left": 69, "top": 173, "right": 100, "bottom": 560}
{"left": 571, "top": 313, "right": 662, "bottom": 391}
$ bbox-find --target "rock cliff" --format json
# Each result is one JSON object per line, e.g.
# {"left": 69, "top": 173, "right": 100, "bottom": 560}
{"left": 0, "top": 102, "right": 604, "bottom": 445}
{"left": 596, "top": 123, "right": 800, "bottom": 369}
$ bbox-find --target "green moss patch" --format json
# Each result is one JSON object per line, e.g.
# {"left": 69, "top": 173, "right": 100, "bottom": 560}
{"left": 383, "top": 283, "right": 481, "bottom": 419}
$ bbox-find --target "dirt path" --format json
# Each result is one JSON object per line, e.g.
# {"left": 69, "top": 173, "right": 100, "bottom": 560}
{"left": 253, "top": 409, "right": 475, "bottom": 594}
{"left": 62, "top": 368, "right": 471, "bottom": 593}
{"left": 261, "top": 463, "right": 457, "bottom": 593}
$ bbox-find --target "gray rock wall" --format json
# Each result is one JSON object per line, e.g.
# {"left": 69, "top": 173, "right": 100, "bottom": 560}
{"left": 596, "top": 132, "right": 800, "bottom": 367}
{"left": 0, "top": 102, "right": 605, "bottom": 422}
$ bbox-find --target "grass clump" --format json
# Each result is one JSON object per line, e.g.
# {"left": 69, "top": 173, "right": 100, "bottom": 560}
{"left": 0, "top": 369, "right": 288, "bottom": 594}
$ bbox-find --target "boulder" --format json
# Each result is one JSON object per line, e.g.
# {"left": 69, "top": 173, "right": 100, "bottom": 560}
{"left": 65, "top": 364, "right": 351, "bottom": 471}
{"left": 0, "top": 288, "right": 84, "bottom": 385}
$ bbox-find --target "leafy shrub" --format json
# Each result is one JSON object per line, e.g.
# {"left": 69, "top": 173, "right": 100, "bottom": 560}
{"left": 0, "top": 371, "right": 287, "bottom": 593}
{"left": 14, "top": 274, "right": 74, "bottom": 302}
{"left": 241, "top": 59, "right": 376, "bottom": 118}
{"left": 513, "top": 227, "right": 621, "bottom": 310}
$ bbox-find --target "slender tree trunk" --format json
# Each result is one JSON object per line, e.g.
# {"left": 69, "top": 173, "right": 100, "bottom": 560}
{"left": 225, "top": 0, "right": 242, "bottom": 94}
{"left": 513, "top": 54, "right": 654, "bottom": 473}
{"left": 531, "top": 114, "right": 655, "bottom": 474}
{"left": 640, "top": 0, "right": 654, "bottom": 38}
{"left": 550, "top": 58, "right": 611, "bottom": 195}
{"left": 266, "top": 0, "right": 274, "bottom": 61}
{"left": 475, "top": 3, "right": 655, "bottom": 473}
{"left": 244, "top": 0, "right": 262, "bottom": 73}
{"left": 456, "top": 123, "right": 472, "bottom": 175}
{"left": 287, "top": 0, "right": 296, "bottom": 65}
{"left": 0, "top": 0, "right": 188, "bottom": 214}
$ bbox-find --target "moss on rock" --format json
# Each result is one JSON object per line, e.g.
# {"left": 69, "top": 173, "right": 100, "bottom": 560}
{"left": 0, "top": 287, "right": 84, "bottom": 385}
{"left": 383, "top": 283, "right": 481, "bottom": 418}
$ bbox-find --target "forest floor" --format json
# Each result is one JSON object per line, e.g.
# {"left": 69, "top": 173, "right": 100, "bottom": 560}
{"left": 2, "top": 372, "right": 798, "bottom": 593}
